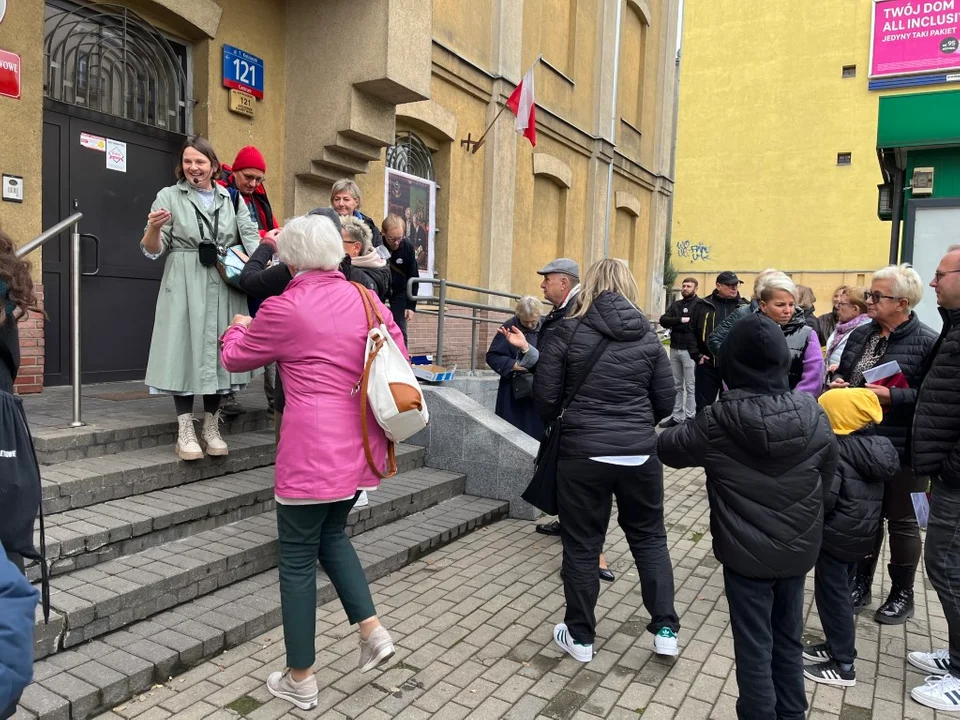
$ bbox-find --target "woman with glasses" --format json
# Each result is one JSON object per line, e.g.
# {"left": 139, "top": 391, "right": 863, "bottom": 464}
{"left": 830, "top": 264, "right": 938, "bottom": 625}
{"left": 823, "top": 286, "right": 870, "bottom": 376}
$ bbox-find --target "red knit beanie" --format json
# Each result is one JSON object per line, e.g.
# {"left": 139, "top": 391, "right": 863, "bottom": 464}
{"left": 232, "top": 146, "right": 266, "bottom": 172}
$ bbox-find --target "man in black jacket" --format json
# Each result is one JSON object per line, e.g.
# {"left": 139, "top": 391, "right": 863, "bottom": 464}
{"left": 689, "top": 271, "right": 747, "bottom": 411}
{"left": 659, "top": 313, "right": 838, "bottom": 720}
{"left": 658, "top": 277, "right": 699, "bottom": 427}
{"left": 908, "top": 246, "right": 960, "bottom": 711}
{"left": 382, "top": 215, "right": 419, "bottom": 345}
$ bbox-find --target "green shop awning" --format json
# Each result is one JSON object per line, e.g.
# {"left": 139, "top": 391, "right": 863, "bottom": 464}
{"left": 878, "top": 90, "right": 960, "bottom": 150}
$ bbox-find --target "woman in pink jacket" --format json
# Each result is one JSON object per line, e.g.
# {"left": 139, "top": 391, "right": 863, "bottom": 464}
{"left": 220, "top": 213, "right": 406, "bottom": 710}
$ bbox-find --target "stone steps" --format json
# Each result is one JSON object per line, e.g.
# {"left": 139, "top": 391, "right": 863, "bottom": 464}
{"left": 34, "top": 466, "right": 466, "bottom": 661}
{"left": 20, "top": 495, "right": 509, "bottom": 720}
{"left": 33, "top": 445, "right": 425, "bottom": 580}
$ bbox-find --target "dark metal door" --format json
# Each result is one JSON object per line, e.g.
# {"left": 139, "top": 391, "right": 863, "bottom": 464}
{"left": 42, "top": 105, "right": 182, "bottom": 385}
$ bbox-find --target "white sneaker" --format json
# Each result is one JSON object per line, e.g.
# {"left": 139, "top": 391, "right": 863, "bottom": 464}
{"left": 553, "top": 623, "right": 593, "bottom": 663}
{"left": 909, "top": 649, "right": 952, "bottom": 675}
{"left": 175, "top": 414, "right": 203, "bottom": 461}
{"left": 354, "top": 490, "right": 369, "bottom": 507}
{"left": 202, "top": 411, "right": 229, "bottom": 456}
{"left": 359, "top": 626, "right": 395, "bottom": 673}
{"left": 266, "top": 671, "right": 318, "bottom": 710}
{"left": 654, "top": 626, "right": 679, "bottom": 657}
{"left": 911, "top": 673, "right": 960, "bottom": 712}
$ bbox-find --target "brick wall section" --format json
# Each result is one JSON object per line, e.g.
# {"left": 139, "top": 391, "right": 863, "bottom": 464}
{"left": 14, "top": 285, "right": 44, "bottom": 395}
{"left": 406, "top": 307, "right": 503, "bottom": 371}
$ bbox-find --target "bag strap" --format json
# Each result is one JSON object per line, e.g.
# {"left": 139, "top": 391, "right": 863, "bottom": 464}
{"left": 559, "top": 326, "right": 611, "bottom": 418}
{"left": 351, "top": 281, "right": 398, "bottom": 479}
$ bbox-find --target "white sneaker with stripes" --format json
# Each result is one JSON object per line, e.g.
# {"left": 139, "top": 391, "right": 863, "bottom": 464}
{"left": 803, "top": 659, "right": 856, "bottom": 687}
{"left": 909, "top": 649, "right": 951, "bottom": 675}
{"left": 553, "top": 623, "right": 593, "bottom": 663}
{"left": 911, "top": 673, "right": 960, "bottom": 712}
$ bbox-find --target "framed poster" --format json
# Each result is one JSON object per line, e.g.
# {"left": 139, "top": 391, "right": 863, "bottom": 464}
{"left": 385, "top": 168, "right": 436, "bottom": 298}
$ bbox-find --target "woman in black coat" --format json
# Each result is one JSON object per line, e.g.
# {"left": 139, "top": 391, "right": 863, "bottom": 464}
{"left": 486, "top": 296, "right": 543, "bottom": 438}
{"left": 534, "top": 259, "right": 679, "bottom": 663}
{"left": 829, "top": 264, "right": 938, "bottom": 624}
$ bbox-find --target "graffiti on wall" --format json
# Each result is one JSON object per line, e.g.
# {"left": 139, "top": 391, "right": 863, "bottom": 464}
{"left": 676, "top": 240, "right": 711, "bottom": 262}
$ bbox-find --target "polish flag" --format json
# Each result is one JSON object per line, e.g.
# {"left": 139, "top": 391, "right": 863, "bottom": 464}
{"left": 506, "top": 62, "right": 537, "bottom": 147}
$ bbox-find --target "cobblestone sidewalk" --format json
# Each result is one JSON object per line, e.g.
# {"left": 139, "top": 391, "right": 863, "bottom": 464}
{"left": 91, "top": 467, "right": 951, "bottom": 719}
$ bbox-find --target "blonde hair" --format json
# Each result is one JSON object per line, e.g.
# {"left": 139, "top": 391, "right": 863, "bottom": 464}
{"left": 873, "top": 263, "right": 924, "bottom": 309}
{"left": 751, "top": 268, "right": 780, "bottom": 300}
{"left": 381, "top": 214, "right": 405, "bottom": 234}
{"left": 330, "top": 178, "right": 362, "bottom": 207}
{"left": 570, "top": 258, "right": 638, "bottom": 319}
{"left": 840, "top": 285, "right": 869, "bottom": 315}
{"left": 796, "top": 285, "right": 816, "bottom": 309}
{"left": 277, "top": 214, "right": 344, "bottom": 271}
{"left": 515, "top": 295, "right": 543, "bottom": 325}
{"left": 758, "top": 275, "right": 798, "bottom": 303}
{"left": 339, "top": 215, "right": 373, "bottom": 253}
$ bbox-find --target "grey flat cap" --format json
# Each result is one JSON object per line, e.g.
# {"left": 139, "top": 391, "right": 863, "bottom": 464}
{"left": 537, "top": 258, "right": 580, "bottom": 278}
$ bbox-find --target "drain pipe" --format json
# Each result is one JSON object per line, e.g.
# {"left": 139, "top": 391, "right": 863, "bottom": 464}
{"left": 603, "top": 0, "right": 623, "bottom": 259}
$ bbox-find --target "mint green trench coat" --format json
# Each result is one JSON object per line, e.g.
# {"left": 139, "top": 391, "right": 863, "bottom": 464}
{"left": 141, "top": 180, "right": 262, "bottom": 395}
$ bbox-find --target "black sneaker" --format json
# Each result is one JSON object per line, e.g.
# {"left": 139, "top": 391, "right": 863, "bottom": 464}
{"left": 802, "top": 642, "right": 832, "bottom": 663}
{"left": 220, "top": 393, "right": 242, "bottom": 418}
{"left": 658, "top": 418, "right": 680, "bottom": 429}
{"left": 804, "top": 659, "right": 856, "bottom": 687}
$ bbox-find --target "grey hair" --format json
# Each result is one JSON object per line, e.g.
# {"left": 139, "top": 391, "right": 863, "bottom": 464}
{"left": 751, "top": 268, "right": 780, "bottom": 300}
{"left": 330, "top": 178, "right": 362, "bottom": 207}
{"left": 757, "top": 273, "right": 798, "bottom": 303}
{"left": 340, "top": 215, "right": 373, "bottom": 253}
{"left": 277, "top": 214, "right": 343, "bottom": 271}
{"left": 515, "top": 295, "right": 543, "bottom": 323}
{"left": 873, "top": 263, "right": 924, "bottom": 309}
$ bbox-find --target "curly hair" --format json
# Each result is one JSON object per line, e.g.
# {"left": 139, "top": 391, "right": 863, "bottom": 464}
{"left": 0, "top": 228, "right": 41, "bottom": 327}
{"left": 339, "top": 215, "right": 373, "bottom": 253}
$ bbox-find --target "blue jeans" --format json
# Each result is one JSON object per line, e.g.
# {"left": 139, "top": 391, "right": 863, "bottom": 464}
{"left": 669, "top": 348, "right": 696, "bottom": 422}
{"left": 925, "top": 480, "right": 960, "bottom": 669}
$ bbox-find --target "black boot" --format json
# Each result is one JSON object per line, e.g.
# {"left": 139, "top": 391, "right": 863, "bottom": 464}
{"left": 875, "top": 564, "right": 915, "bottom": 625}
{"left": 852, "top": 555, "right": 877, "bottom": 614}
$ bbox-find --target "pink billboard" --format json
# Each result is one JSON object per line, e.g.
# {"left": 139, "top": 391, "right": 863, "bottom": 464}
{"left": 871, "top": 0, "right": 960, "bottom": 78}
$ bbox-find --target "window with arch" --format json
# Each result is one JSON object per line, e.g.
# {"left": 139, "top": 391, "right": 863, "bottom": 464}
{"left": 43, "top": 0, "right": 189, "bottom": 134}
{"left": 386, "top": 131, "right": 436, "bottom": 182}
{"left": 617, "top": 0, "right": 650, "bottom": 153}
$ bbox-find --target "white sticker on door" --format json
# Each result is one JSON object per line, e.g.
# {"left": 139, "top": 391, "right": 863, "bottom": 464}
{"left": 80, "top": 132, "right": 106, "bottom": 152}
{"left": 106, "top": 139, "right": 127, "bottom": 172}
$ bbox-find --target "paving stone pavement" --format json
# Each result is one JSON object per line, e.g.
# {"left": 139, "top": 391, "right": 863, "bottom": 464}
{"left": 90, "top": 466, "right": 952, "bottom": 719}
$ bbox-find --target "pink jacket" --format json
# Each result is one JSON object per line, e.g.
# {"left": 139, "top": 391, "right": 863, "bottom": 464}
{"left": 220, "top": 270, "right": 408, "bottom": 501}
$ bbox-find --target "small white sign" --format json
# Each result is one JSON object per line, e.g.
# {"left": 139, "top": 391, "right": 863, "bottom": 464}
{"left": 106, "top": 138, "right": 127, "bottom": 172}
{"left": 80, "top": 132, "right": 106, "bottom": 152}
{"left": 2, "top": 174, "right": 23, "bottom": 203}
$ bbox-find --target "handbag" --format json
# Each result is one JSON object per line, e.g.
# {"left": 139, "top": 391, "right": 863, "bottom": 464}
{"left": 510, "top": 371, "right": 534, "bottom": 399}
{"left": 521, "top": 329, "right": 611, "bottom": 515}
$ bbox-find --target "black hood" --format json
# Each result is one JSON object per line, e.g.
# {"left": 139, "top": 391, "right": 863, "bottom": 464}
{"left": 581, "top": 291, "right": 651, "bottom": 342}
{"left": 721, "top": 313, "right": 791, "bottom": 393}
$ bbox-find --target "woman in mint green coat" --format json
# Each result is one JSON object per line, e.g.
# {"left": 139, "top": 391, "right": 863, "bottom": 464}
{"left": 140, "top": 137, "right": 261, "bottom": 461}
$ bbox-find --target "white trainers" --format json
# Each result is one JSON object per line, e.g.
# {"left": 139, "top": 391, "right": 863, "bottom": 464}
{"left": 354, "top": 490, "right": 369, "bottom": 507}
{"left": 654, "top": 626, "right": 679, "bottom": 657}
{"left": 175, "top": 414, "right": 203, "bottom": 461}
{"left": 912, "top": 673, "right": 960, "bottom": 711}
{"left": 553, "top": 622, "right": 593, "bottom": 663}
{"left": 909, "top": 649, "right": 952, "bottom": 675}
{"left": 202, "top": 411, "right": 229, "bottom": 456}
{"left": 359, "top": 625, "right": 395, "bottom": 673}
{"left": 266, "top": 671, "right": 318, "bottom": 710}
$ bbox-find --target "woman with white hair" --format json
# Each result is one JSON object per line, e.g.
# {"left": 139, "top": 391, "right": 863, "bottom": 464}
{"left": 487, "top": 295, "right": 544, "bottom": 438}
{"left": 330, "top": 178, "right": 383, "bottom": 249}
{"left": 341, "top": 215, "right": 391, "bottom": 302}
{"left": 221, "top": 214, "right": 406, "bottom": 710}
{"left": 755, "top": 275, "right": 824, "bottom": 397}
{"left": 830, "top": 264, "right": 938, "bottom": 625}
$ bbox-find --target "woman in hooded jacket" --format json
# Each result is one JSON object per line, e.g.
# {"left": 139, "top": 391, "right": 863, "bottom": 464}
{"left": 534, "top": 258, "right": 680, "bottom": 663}
{"left": 340, "top": 216, "right": 391, "bottom": 303}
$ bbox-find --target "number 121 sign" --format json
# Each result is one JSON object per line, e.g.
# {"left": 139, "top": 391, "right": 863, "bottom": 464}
{"left": 222, "top": 44, "right": 264, "bottom": 99}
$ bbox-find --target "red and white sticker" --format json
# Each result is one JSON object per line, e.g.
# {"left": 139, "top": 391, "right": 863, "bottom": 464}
{"left": 80, "top": 132, "right": 106, "bottom": 151}
{"left": 0, "top": 48, "right": 20, "bottom": 100}
{"left": 106, "top": 138, "right": 127, "bottom": 172}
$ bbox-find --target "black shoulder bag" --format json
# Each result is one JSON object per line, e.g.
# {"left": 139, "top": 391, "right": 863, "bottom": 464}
{"left": 521, "top": 330, "right": 611, "bottom": 516}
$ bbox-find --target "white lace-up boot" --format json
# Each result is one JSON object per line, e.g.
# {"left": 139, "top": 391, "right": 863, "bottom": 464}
{"left": 202, "top": 411, "right": 229, "bottom": 456}
{"left": 176, "top": 414, "right": 203, "bottom": 461}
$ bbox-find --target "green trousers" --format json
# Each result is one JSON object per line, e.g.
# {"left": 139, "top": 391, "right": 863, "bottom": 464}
{"left": 276, "top": 498, "right": 376, "bottom": 669}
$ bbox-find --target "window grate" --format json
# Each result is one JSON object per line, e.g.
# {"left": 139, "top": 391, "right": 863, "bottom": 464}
{"left": 386, "top": 132, "right": 436, "bottom": 181}
{"left": 842, "top": 65, "right": 857, "bottom": 78}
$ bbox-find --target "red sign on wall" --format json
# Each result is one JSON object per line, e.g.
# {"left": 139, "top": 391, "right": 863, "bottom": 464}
{"left": 0, "top": 49, "right": 21, "bottom": 100}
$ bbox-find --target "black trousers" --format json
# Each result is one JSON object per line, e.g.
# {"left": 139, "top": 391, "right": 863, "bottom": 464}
{"left": 814, "top": 550, "right": 857, "bottom": 665}
{"left": 724, "top": 568, "right": 807, "bottom": 720}
{"left": 925, "top": 480, "right": 960, "bottom": 669}
{"left": 695, "top": 363, "right": 723, "bottom": 411}
{"left": 391, "top": 304, "right": 408, "bottom": 346}
{"left": 557, "top": 457, "right": 679, "bottom": 644}
{"left": 868, "top": 466, "right": 926, "bottom": 582}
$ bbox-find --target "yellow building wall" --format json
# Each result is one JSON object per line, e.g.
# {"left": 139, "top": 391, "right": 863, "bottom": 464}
{"left": 671, "top": 0, "right": 953, "bottom": 307}
{"left": 432, "top": 0, "right": 493, "bottom": 70}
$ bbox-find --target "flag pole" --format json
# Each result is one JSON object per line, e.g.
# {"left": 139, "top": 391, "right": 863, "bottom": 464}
{"left": 470, "top": 55, "right": 543, "bottom": 155}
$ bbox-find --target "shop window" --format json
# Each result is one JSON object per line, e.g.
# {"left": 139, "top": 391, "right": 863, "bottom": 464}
{"left": 44, "top": 0, "right": 189, "bottom": 134}
{"left": 842, "top": 65, "right": 857, "bottom": 78}
{"left": 837, "top": 152, "right": 852, "bottom": 166}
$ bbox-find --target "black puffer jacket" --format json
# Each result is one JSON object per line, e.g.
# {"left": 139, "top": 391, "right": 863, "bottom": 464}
{"left": 659, "top": 294, "right": 699, "bottom": 353}
{"left": 823, "top": 431, "right": 900, "bottom": 562}
{"left": 534, "top": 291, "right": 674, "bottom": 458}
{"left": 351, "top": 264, "right": 391, "bottom": 304}
{"left": 659, "top": 314, "right": 838, "bottom": 579}
{"left": 836, "top": 313, "right": 938, "bottom": 463}
{"left": 913, "top": 307, "right": 960, "bottom": 487}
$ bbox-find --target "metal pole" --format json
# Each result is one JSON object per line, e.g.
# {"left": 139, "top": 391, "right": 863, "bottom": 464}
{"left": 436, "top": 279, "right": 447, "bottom": 367}
{"left": 470, "top": 308, "right": 479, "bottom": 371}
{"left": 70, "top": 205, "right": 83, "bottom": 427}
{"left": 888, "top": 170, "right": 905, "bottom": 265}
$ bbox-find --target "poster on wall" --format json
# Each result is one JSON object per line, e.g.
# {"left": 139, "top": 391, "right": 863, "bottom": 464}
{"left": 384, "top": 168, "right": 435, "bottom": 298}
{"left": 870, "top": 0, "right": 960, "bottom": 78}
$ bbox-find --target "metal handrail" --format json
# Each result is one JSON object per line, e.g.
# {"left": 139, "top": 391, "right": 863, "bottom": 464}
{"left": 408, "top": 276, "right": 550, "bottom": 369}
{"left": 16, "top": 210, "right": 85, "bottom": 427}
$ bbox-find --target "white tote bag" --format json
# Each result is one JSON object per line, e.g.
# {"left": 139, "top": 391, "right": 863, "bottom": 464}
{"left": 352, "top": 283, "right": 429, "bottom": 478}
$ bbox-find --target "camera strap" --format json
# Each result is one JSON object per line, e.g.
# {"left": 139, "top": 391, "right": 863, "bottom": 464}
{"left": 194, "top": 207, "right": 220, "bottom": 246}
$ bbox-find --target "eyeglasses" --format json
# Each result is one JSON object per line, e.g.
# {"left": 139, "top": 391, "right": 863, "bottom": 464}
{"left": 934, "top": 269, "right": 960, "bottom": 281}
{"left": 237, "top": 171, "right": 265, "bottom": 185}
{"left": 864, "top": 291, "right": 902, "bottom": 304}
{"left": 836, "top": 301, "right": 857, "bottom": 308}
